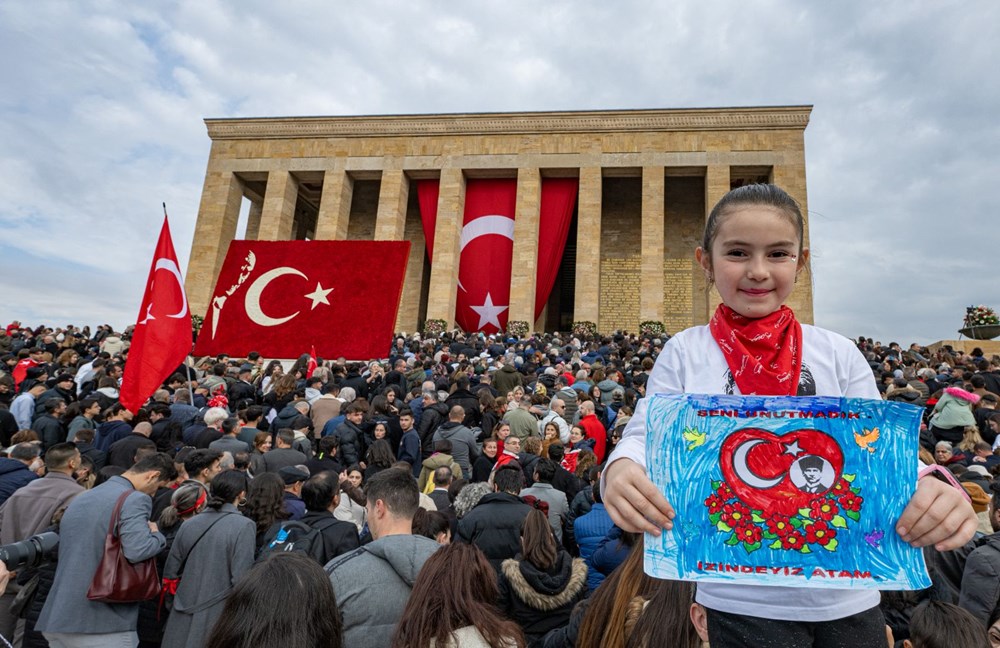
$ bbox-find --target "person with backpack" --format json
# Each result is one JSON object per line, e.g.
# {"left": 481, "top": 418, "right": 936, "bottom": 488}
{"left": 259, "top": 471, "right": 360, "bottom": 566}
{"left": 161, "top": 470, "right": 255, "bottom": 648}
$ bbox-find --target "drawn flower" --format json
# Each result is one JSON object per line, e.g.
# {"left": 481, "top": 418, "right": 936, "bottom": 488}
{"left": 704, "top": 494, "right": 725, "bottom": 514}
{"left": 765, "top": 513, "right": 794, "bottom": 537}
{"left": 720, "top": 502, "right": 751, "bottom": 528}
{"left": 831, "top": 479, "right": 851, "bottom": 495}
{"left": 735, "top": 522, "right": 762, "bottom": 546}
{"left": 804, "top": 520, "right": 837, "bottom": 545}
{"left": 716, "top": 482, "right": 734, "bottom": 500}
{"left": 809, "top": 498, "right": 838, "bottom": 521}
{"left": 838, "top": 493, "right": 863, "bottom": 512}
{"left": 780, "top": 530, "right": 806, "bottom": 550}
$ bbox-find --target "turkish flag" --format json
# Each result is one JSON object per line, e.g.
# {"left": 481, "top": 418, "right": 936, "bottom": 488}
{"left": 11, "top": 358, "right": 38, "bottom": 388}
{"left": 455, "top": 179, "right": 518, "bottom": 334}
{"left": 192, "top": 240, "right": 410, "bottom": 360}
{"left": 119, "top": 216, "right": 192, "bottom": 413}
{"left": 306, "top": 345, "right": 317, "bottom": 378}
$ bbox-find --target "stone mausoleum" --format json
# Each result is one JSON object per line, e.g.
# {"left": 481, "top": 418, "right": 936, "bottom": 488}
{"left": 186, "top": 106, "right": 815, "bottom": 334}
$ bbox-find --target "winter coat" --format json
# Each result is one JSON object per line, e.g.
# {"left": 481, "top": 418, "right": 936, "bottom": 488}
{"left": 445, "top": 388, "right": 482, "bottom": 428}
{"left": 504, "top": 407, "right": 539, "bottom": 444}
{"left": 137, "top": 521, "right": 182, "bottom": 645}
{"left": 325, "top": 533, "right": 440, "bottom": 648}
{"left": 472, "top": 452, "right": 498, "bottom": 483}
{"left": 94, "top": 419, "right": 132, "bottom": 452}
{"left": 457, "top": 492, "right": 532, "bottom": 571}
{"left": 930, "top": 389, "right": 978, "bottom": 430}
{"left": 333, "top": 419, "right": 364, "bottom": 466}
{"left": 0, "top": 471, "right": 82, "bottom": 544}
{"left": 33, "top": 413, "right": 65, "bottom": 450}
{"left": 595, "top": 379, "right": 618, "bottom": 405}
{"left": 551, "top": 387, "right": 579, "bottom": 425}
{"left": 959, "top": 531, "right": 1000, "bottom": 628}
{"left": 494, "top": 365, "right": 523, "bottom": 397}
{"left": 162, "top": 504, "right": 255, "bottom": 648}
{"left": 107, "top": 433, "right": 157, "bottom": 469}
{"left": 262, "top": 447, "right": 308, "bottom": 473}
{"left": 418, "top": 453, "right": 463, "bottom": 492}
{"left": 299, "top": 510, "right": 361, "bottom": 565}
{"left": 498, "top": 551, "right": 587, "bottom": 646}
{"left": 433, "top": 421, "right": 478, "bottom": 477}
{"left": 271, "top": 403, "right": 304, "bottom": 432}
{"left": 75, "top": 441, "right": 106, "bottom": 471}
{"left": 0, "top": 458, "right": 39, "bottom": 507}
{"left": 573, "top": 503, "right": 614, "bottom": 591}
{"left": 418, "top": 402, "right": 449, "bottom": 458}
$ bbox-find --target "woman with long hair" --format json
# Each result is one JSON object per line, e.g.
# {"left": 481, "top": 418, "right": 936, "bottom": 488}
{"left": 162, "top": 470, "right": 256, "bottom": 648}
{"left": 364, "top": 439, "right": 395, "bottom": 481}
{"left": 393, "top": 542, "right": 524, "bottom": 648}
{"left": 138, "top": 484, "right": 208, "bottom": 647}
{"left": 259, "top": 360, "right": 283, "bottom": 392}
{"left": 263, "top": 374, "right": 297, "bottom": 415}
{"left": 334, "top": 465, "right": 367, "bottom": 531}
{"left": 248, "top": 430, "right": 271, "bottom": 477}
{"left": 498, "top": 509, "right": 586, "bottom": 646}
{"left": 541, "top": 422, "right": 560, "bottom": 459}
{"left": 205, "top": 552, "right": 343, "bottom": 648}
{"left": 479, "top": 391, "right": 500, "bottom": 443}
{"left": 239, "top": 471, "right": 289, "bottom": 552}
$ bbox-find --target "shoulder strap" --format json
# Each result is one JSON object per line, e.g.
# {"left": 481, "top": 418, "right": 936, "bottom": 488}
{"left": 108, "top": 490, "right": 132, "bottom": 537}
{"left": 176, "top": 512, "right": 232, "bottom": 577}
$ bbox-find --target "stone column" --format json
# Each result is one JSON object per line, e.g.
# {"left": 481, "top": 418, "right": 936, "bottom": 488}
{"left": 314, "top": 166, "right": 353, "bottom": 241}
{"left": 772, "top": 162, "right": 814, "bottom": 323}
{"left": 640, "top": 166, "right": 665, "bottom": 324}
{"left": 704, "top": 164, "right": 730, "bottom": 317}
{"left": 244, "top": 199, "right": 263, "bottom": 240}
{"left": 186, "top": 170, "right": 243, "bottom": 319}
{"left": 257, "top": 170, "right": 299, "bottom": 241}
{"left": 509, "top": 168, "right": 541, "bottom": 329}
{"left": 374, "top": 169, "right": 409, "bottom": 241}
{"left": 574, "top": 167, "right": 602, "bottom": 325}
{"left": 425, "top": 168, "right": 465, "bottom": 327}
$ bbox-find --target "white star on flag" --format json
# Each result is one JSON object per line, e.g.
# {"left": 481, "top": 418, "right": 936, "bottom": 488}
{"left": 470, "top": 292, "right": 508, "bottom": 330}
{"left": 305, "top": 283, "right": 333, "bottom": 310}
{"left": 782, "top": 440, "right": 804, "bottom": 457}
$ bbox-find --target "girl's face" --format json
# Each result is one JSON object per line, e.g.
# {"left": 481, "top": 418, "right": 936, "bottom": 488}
{"left": 590, "top": 386, "right": 600, "bottom": 399}
{"left": 570, "top": 427, "right": 584, "bottom": 443}
{"left": 258, "top": 438, "right": 272, "bottom": 452}
{"left": 483, "top": 440, "right": 497, "bottom": 458}
{"left": 348, "top": 471, "right": 363, "bottom": 488}
{"left": 386, "top": 391, "right": 396, "bottom": 403}
{"left": 497, "top": 425, "right": 510, "bottom": 440}
{"left": 697, "top": 206, "right": 807, "bottom": 319}
{"left": 544, "top": 424, "right": 558, "bottom": 440}
{"left": 374, "top": 424, "right": 387, "bottom": 439}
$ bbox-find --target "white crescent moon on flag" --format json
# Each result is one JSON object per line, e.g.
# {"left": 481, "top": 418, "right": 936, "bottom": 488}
{"left": 460, "top": 215, "right": 515, "bottom": 250}
{"left": 731, "top": 438, "right": 784, "bottom": 490}
{"left": 245, "top": 267, "right": 307, "bottom": 327}
{"left": 154, "top": 259, "right": 189, "bottom": 318}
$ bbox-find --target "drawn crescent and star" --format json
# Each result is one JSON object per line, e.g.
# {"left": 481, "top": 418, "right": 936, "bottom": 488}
{"left": 244, "top": 267, "right": 332, "bottom": 327}
{"left": 460, "top": 214, "right": 514, "bottom": 329}
{"left": 730, "top": 438, "right": 806, "bottom": 490}
{"left": 139, "top": 258, "right": 189, "bottom": 325}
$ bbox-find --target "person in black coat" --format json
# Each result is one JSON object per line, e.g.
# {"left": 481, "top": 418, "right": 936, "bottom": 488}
{"left": 73, "top": 428, "right": 106, "bottom": 472}
{"left": 107, "top": 422, "right": 157, "bottom": 469}
{"left": 0, "top": 444, "right": 41, "bottom": 506}
{"left": 417, "top": 395, "right": 449, "bottom": 459}
{"left": 299, "top": 471, "right": 360, "bottom": 565}
{"left": 457, "top": 464, "right": 532, "bottom": 572}
{"left": 332, "top": 404, "right": 365, "bottom": 467}
{"left": 498, "top": 508, "right": 587, "bottom": 647}
{"left": 445, "top": 376, "right": 481, "bottom": 429}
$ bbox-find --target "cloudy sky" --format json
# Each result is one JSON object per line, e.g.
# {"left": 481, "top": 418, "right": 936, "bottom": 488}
{"left": 2, "top": 1, "right": 997, "bottom": 344}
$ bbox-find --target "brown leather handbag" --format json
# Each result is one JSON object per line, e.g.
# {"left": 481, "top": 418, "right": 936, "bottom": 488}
{"left": 86, "top": 490, "right": 161, "bottom": 603}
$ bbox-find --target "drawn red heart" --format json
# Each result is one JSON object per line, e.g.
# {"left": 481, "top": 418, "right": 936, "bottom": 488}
{"left": 720, "top": 428, "right": 844, "bottom": 516}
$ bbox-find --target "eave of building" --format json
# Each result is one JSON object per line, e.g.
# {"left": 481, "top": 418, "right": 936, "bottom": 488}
{"left": 204, "top": 105, "right": 812, "bottom": 141}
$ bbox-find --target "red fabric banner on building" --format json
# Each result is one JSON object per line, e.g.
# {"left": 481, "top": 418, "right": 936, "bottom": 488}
{"left": 416, "top": 177, "right": 578, "bottom": 332}
{"left": 120, "top": 216, "right": 192, "bottom": 413}
{"left": 192, "top": 240, "right": 410, "bottom": 360}
{"left": 534, "top": 178, "right": 578, "bottom": 320}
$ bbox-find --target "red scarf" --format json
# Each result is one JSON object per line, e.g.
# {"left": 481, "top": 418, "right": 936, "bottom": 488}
{"left": 709, "top": 305, "right": 803, "bottom": 396}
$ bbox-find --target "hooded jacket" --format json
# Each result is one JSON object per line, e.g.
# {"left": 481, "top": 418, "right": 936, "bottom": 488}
{"left": 432, "top": 421, "right": 478, "bottom": 476}
{"left": 458, "top": 492, "right": 532, "bottom": 571}
{"left": 958, "top": 531, "right": 1000, "bottom": 628}
{"left": 418, "top": 453, "right": 463, "bottom": 492}
{"left": 95, "top": 419, "right": 132, "bottom": 452}
{"left": 498, "top": 550, "right": 587, "bottom": 645}
{"left": 333, "top": 419, "right": 364, "bottom": 466}
{"left": 418, "top": 401, "right": 449, "bottom": 458}
{"left": 326, "top": 533, "right": 440, "bottom": 648}
{"left": 493, "top": 365, "right": 523, "bottom": 397}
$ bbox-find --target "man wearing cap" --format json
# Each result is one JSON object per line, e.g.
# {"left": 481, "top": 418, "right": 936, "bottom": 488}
{"left": 40, "top": 374, "right": 77, "bottom": 407}
{"left": 279, "top": 466, "right": 309, "bottom": 520}
{"left": 228, "top": 364, "right": 257, "bottom": 411}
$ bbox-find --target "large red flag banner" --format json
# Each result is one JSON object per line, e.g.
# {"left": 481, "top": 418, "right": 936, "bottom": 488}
{"left": 120, "top": 216, "right": 192, "bottom": 413}
{"left": 416, "top": 178, "right": 577, "bottom": 332}
{"left": 192, "top": 240, "right": 410, "bottom": 360}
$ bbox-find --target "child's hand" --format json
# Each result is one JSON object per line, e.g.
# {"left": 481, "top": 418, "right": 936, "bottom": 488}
{"left": 603, "top": 458, "right": 674, "bottom": 536}
{"left": 896, "top": 476, "right": 978, "bottom": 551}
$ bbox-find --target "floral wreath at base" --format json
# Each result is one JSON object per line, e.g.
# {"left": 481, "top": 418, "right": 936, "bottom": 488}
{"left": 964, "top": 305, "right": 999, "bottom": 328}
{"left": 703, "top": 475, "right": 863, "bottom": 554}
{"left": 639, "top": 320, "right": 665, "bottom": 336}
{"left": 506, "top": 320, "right": 529, "bottom": 338}
{"left": 572, "top": 321, "right": 597, "bottom": 338}
{"left": 191, "top": 314, "right": 204, "bottom": 333}
{"left": 422, "top": 319, "right": 447, "bottom": 336}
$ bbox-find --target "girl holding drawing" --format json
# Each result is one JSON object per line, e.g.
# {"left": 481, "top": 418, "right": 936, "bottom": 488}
{"left": 602, "top": 183, "right": 977, "bottom": 647}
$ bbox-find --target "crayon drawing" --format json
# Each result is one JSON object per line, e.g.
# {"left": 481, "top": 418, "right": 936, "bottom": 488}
{"left": 644, "top": 394, "right": 929, "bottom": 590}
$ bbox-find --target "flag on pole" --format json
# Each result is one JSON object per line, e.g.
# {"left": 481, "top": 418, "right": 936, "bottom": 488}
{"left": 306, "top": 345, "right": 318, "bottom": 379}
{"left": 119, "top": 214, "right": 192, "bottom": 413}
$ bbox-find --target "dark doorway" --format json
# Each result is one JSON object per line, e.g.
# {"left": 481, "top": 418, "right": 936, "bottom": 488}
{"left": 544, "top": 207, "right": 577, "bottom": 332}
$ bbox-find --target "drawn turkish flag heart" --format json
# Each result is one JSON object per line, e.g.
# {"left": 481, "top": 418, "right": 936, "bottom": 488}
{"left": 720, "top": 428, "right": 844, "bottom": 516}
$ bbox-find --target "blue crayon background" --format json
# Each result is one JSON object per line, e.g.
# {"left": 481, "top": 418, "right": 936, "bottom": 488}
{"left": 644, "top": 394, "right": 930, "bottom": 590}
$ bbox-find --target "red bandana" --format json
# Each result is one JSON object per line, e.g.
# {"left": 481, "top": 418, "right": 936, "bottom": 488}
{"left": 709, "top": 304, "right": 803, "bottom": 396}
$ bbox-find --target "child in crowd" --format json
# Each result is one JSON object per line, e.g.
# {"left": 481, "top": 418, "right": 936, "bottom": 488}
{"left": 602, "top": 184, "right": 977, "bottom": 648}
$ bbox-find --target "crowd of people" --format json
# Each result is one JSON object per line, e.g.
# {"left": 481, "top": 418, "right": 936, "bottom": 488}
{"left": 0, "top": 181, "right": 992, "bottom": 648}
{"left": 0, "top": 318, "right": 995, "bottom": 647}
